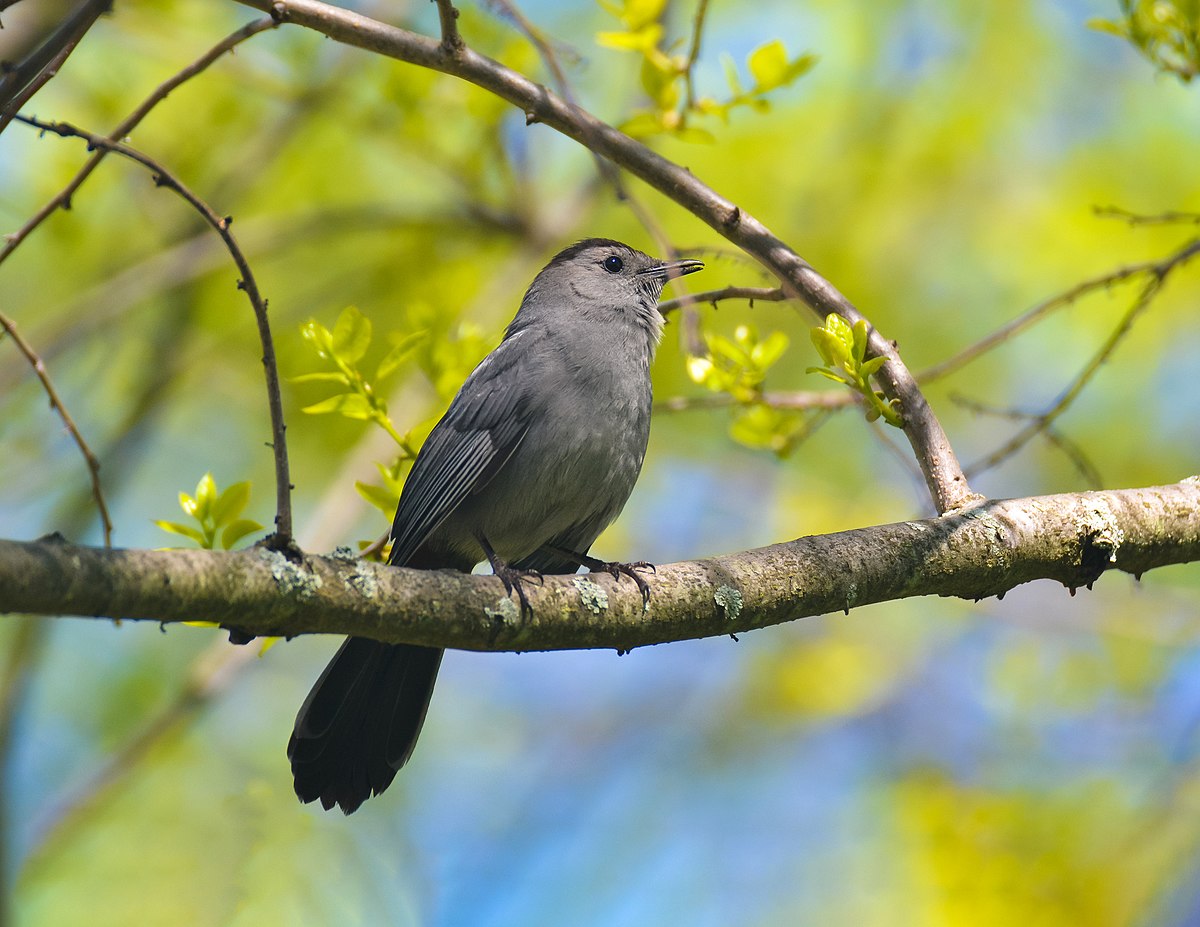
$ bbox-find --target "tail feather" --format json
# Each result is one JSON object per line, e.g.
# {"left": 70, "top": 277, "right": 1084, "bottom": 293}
{"left": 288, "top": 638, "right": 443, "bottom": 814}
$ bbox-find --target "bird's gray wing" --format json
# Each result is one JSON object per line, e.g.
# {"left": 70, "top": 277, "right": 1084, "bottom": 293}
{"left": 387, "top": 330, "right": 536, "bottom": 567}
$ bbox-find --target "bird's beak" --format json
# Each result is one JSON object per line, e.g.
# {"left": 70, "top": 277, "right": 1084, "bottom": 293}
{"left": 641, "top": 258, "right": 704, "bottom": 282}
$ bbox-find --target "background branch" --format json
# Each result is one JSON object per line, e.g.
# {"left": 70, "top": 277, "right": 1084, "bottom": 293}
{"left": 0, "top": 0, "right": 111, "bottom": 134}
{"left": 0, "top": 311, "right": 112, "bottom": 546}
{"left": 15, "top": 115, "right": 295, "bottom": 545}
{"left": 0, "top": 16, "right": 278, "bottom": 268}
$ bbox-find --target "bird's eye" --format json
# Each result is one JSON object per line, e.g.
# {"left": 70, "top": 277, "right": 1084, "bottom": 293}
{"left": 602, "top": 255, "right": 624, "bottom": 273}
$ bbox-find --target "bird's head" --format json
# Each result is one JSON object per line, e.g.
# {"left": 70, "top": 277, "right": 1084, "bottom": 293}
{"left": 516, "top": 238, "right": 703, "bottom": 342}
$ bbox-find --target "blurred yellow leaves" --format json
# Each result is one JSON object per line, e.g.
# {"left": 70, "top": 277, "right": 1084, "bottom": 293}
{"left": 893, "top": 772, "right": 1200, "bottom": 927}
{"left": 745, "top": 626, "right": 917, "bottom": 720}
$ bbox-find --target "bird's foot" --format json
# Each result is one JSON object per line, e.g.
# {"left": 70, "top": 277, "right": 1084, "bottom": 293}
{"left": 542, "top": 544, "right": 656, "bottom": 607}
{"left": 493, "top": 561, "right": 543, "bottom": 620}
{"left": 593, "top": 559, "right": 655, "bottom": 608}
{"left": 479, "top": 534, "right": 542, "bottom": 620}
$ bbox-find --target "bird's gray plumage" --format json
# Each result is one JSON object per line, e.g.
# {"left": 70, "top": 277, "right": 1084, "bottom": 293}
{"left": 289, "top": 238, "right": 703, "bottom": 813}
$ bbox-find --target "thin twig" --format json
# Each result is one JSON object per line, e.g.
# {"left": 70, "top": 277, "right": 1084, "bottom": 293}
{"left": 0, "top": 16, "right": 278, "bottom": 269}
{"left": 683, "top": 0, "right": 711, "bottom": 111}
{"left": 14, "top": 114, "right": 295, "bottom": 544}
{"left": 0, "top": 26, "right": 81, "bottom": 137}
{"left": 656, "top": 389, "right": 851, "bottom": 413}
{"left": 917, "top": 254, "right": 1185, "bottom": 383}
{"left": 657, "top": 285, "right": 785, "bottom": 315}
{"left": 0, "top": 311, "right": 113, "bottom": 545}
{"left": 0, "top": 0, "right": 111, "bottom": 133}
{"left": 1094, "top": 205, "right": 1200, "bottom": 226}
{"left": 966, "top": 239, "right": 1200, "bottom": 477}
{"left": 951, "top": 394, "right": 1105, "bottom": 489}
{"left": 433, "top": 0, "right": 462, "bottom": 52}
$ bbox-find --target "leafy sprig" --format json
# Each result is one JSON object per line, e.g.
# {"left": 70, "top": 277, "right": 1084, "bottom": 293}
{"left": 598, "top": 0, "right": 816, "bottom": 140}
{"left": 154, "top": 472, "right": 262, "bottom": 550}
{"left": 807, "top": 314, "right": 902, "bottom": 427}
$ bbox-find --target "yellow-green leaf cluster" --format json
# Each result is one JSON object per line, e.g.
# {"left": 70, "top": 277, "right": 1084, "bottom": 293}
{"left": 153, "top": 473, "right": 262, "bottom": 550}
{"left": 1090, "top": 0, "right": 1200, "bottom": 81}
{"left": 807, "top": 314, "right": 902, "bottom": 427}
{"left": 596, "top": 1, "right": 816, "bottom": 139}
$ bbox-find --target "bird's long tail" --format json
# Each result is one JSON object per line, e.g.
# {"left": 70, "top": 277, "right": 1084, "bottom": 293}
{"left": 288, "top": 638, "right": 444, "bottom": 814}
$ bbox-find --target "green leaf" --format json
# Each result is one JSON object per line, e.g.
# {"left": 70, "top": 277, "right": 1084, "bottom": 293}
{"left": 221, "top": 518, "right": 264, "bottom": 550}
{"left": 331, "top": 306, "right": 372, "bottom": 365}
{"left": 193, "top": 473, "right": 217, "bottom": 522}
{"left": 640, "top": 54, "right": 681, "bottom": 110}
{"left": 289, "top": 371, "right": 352, "bottom": 385}
{"left": 300, "top": 320, "right": 333, "bottom": 359}
{"left": 721, "top": 53, "right": 743, "bottom": 97}
{"left": 301, "top": 393, "right": 374, "bottom": 419}
{"left": 851, "top": 320, "right": 870, "bottom": 365}
{"left": 748, "top": 40, "right": 789, "bottom": 91}
{"left": 355, "top": 480, "right": 400, "bottom": 514}
{"left": 212, "top": 481, "right": 251, "bottom": 525}
{"left": 810, "top": 328, "right": 849, "bottom": 368}
{"left": 783, "top": 52, "right": 818, "bottom": 84}
{"left": 859, "top": 356, "right": 886, "bottom": 377}
{"left": 597, "top": 25, "right": 663, "bottom": 53}
{"left": 376, "top": 330, "right": 426, "bottom": 381}
{"left": 610, "top": 0, "right": 667, "bottom": 30}
{"left": 751, "top": 331, "right": 790, "bottom": 369}
{"left": 806, "top": 366, "right": 852, "bottom": 386}
{"left": 153, "top": 520, "right": 207, "bottom": 545}
{"left": 618, "top": 111, "right": 669, "bottom": 138}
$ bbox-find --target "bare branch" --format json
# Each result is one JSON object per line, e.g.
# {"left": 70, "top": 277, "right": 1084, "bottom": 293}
{"left": 657, "top": 285, "right": 786, "bottom": 315}
{"left": 14, "top": 115, "right": 295, "bottom": 544}
{"left": 683, "top": 0, "right": 711, "bottom": 111}
{"left": 968, "top": 239, "right": 1200, "bottom": 476}
{"left": 229, "top": 0, "right": 974, "bottom": 514}
{"left": 1094, "top": 205, "right": 1200, "bottom": 226}
{"left": 0, "top": 0, "right": 111, "bottom": 134}
{"left": 3, "top": 479, "right": 1198, "bottom": 650}
{"left": 433, "top": 0, "right": 463, "bottom": 52}
{"left": 951, "top": 393, "right": 1105, "bottom": 490}
{"left": 0, "top": 311, "right": 113, "bottom": 546}
{"left": 656, "top": 389, "right": 851, "bottom": 413}
{"left": 0, "top": 16, "right": 278, "bottom": 269}
{"left": 917, "top": 243, "right": 1199, "bottom": 384}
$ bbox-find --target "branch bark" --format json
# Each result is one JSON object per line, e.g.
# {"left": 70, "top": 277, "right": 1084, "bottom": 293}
{"left": 228, "top": 0, "right": 974, "bottom": 514}
{"left": 3, "top": 480, "right": 1196, "bottom": 652}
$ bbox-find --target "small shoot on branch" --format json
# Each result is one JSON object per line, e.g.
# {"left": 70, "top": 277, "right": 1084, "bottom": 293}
{"left": 153, "top": 472, "right": 263, "bottom": 550}
{"left": 807, "top": 314, "right": 902, "bottom": 427}
{"left": 296, "top": 305, "right": 426, "bottom": 454}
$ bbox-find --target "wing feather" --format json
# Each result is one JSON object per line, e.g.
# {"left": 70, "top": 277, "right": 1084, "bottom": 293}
{"left": 387, "top": 331, "right": 537, "bottom": 566}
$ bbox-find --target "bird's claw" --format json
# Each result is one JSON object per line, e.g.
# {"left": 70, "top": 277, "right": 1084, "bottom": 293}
{"left": 595, "top": 559, "right": 654, "bottom": 607}
{"left": 494, "top": 563, "right": 542, "bottom": 620}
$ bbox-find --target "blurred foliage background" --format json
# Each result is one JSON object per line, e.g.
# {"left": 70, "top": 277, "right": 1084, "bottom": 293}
{"left": 1, "top": 0, "right": 1199, "bottom": 924}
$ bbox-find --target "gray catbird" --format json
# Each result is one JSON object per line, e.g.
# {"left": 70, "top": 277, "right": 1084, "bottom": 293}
{"left": 288, "top": 238, "right": 703, "bottom": 813}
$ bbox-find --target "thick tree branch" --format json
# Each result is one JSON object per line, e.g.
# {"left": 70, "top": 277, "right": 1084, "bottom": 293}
{"left": 228, "top": 0, "right": 974, "bottom": 514}
{"left": 2, "top": 480, "right": 1196, "bottom": 652}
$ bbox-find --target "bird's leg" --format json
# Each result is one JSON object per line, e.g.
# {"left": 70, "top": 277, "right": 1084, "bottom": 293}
{"left": 543, "top": 544, "right": 655, "bottom": 607}
{"left": 478, "top": 533, "right": 542, "bottom": 619}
